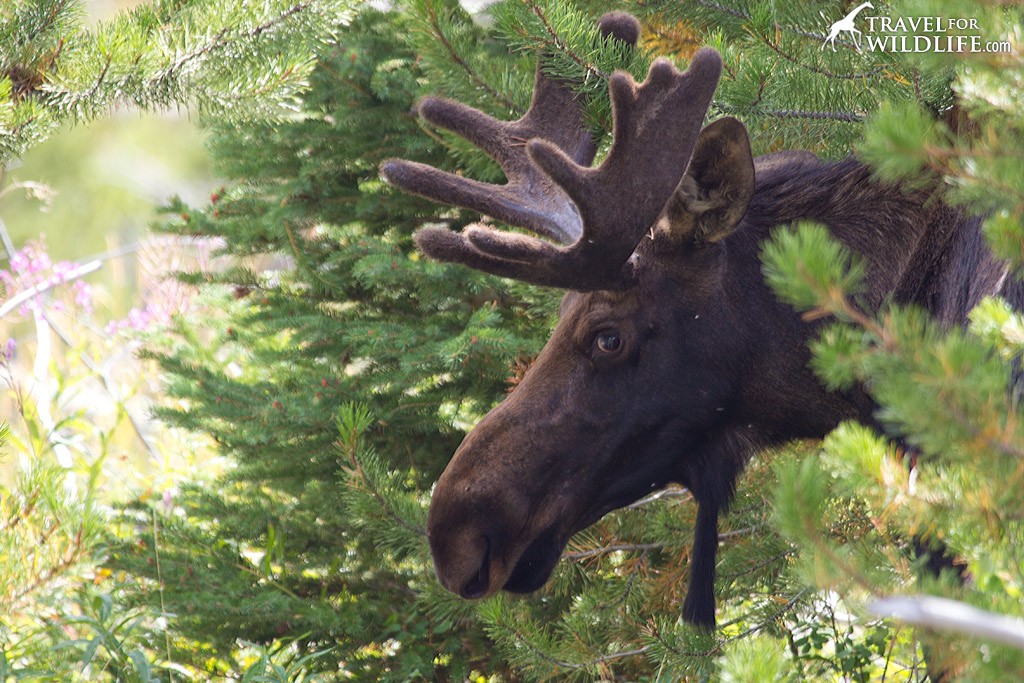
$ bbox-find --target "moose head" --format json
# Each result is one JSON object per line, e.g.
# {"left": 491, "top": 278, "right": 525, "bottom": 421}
{"left": 383, "top": 13, "right": 776, "bottom": 627}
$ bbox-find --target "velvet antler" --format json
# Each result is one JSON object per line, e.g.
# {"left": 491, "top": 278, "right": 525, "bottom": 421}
{"left": 381, "top": 13, "right": 722, "bottom": 291}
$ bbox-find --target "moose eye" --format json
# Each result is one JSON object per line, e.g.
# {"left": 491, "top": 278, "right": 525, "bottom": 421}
{"left": 596, "top": 331, "right": 622, "bottom": 353}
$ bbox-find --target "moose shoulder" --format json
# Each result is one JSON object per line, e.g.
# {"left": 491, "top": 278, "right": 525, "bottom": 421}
{"left": 381, "top": 12, "right": 1017, "bottom": 628}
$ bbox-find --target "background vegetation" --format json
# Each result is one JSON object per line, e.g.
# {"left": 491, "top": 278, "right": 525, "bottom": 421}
{"left": 1, "top": 0, "right": 1022, "bottom": 680}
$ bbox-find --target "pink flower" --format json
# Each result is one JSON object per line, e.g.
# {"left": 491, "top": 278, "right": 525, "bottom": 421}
{"left": 28, "top": 252, "right": 50, "bottom": 275}
{"left": 53, "top": 261, "right": 75, "bottom": 283}
{"left": 3, "top": 239, "right": 97, "bottom": 318}
{"left": 127, "top": 307, "right": 151, "bottom": 331}
{"left": 107, "top": 303, "right": 170, "bottom": 335}
{"left": 73, "top": 281, "right": 93, "bottom": 314}
{"left": 9, "top": 250, "right": 29, "bottom": 274}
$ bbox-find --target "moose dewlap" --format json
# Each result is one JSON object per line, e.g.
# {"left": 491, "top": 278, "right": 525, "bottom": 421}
{"left": 381, "top": 12, "right": 1018, "bottom": 628}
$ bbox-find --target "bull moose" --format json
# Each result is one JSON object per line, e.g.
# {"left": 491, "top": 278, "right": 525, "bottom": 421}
{"left": 381, "top": 12, "right": 1020, "bottom": 628}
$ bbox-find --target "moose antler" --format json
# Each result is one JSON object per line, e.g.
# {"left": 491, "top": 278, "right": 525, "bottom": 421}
{"left": 381, "top": 13, "right": 723, "bottom": 290}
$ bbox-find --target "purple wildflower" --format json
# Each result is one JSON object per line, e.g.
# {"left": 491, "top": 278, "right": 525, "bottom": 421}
{"left": 107, "top": 303, "right": 170, "bottom": 335}
{"left": 3, "top": 239, "right": 99, "bottom": 318}
{"left": 53, "top": 261, "right": 75, "bottom": 283}
{"left": 73, "top": 280, "right": 93, "bottom": 314}
{"left": 9, "top": 250, "right": 29, "bottom": 274}
{"left": 162, "top": 488, "right": 176, "bottom": 513}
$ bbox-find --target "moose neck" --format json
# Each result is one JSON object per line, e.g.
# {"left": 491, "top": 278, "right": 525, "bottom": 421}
{"left": 717, "top": 154, "right": 1007, "bottom": 447}
{"left": 662, "top": 153, "right": 1009, "bottom": 627}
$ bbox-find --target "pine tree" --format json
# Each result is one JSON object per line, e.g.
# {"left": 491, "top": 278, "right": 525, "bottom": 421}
{"left": 111, "top": 0, "right": 1024, "bottom": 680}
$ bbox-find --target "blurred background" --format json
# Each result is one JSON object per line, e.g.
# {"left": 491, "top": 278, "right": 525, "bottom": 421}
{"left": 3, "top": 0, "right": 211, "bottom": 303}
{"left": 0, "top": 0, "right": 218, "bottom": 494}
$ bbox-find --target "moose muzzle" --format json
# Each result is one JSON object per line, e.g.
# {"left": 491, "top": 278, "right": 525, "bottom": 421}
{"left": 426, "top": 397, "right": 577, "bottom": 599}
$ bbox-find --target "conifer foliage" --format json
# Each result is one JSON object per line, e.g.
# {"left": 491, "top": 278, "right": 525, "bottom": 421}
{"left": 1, "top": 0, "right": 352, "bottom": 163}
{"left": 110, "top": 0, "right": 1023, "bottom": 680}
{"left": 111, "top": 7, "right": 554, "bottom": 679}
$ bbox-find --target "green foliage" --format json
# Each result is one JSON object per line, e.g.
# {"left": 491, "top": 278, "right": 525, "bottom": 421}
{"left": 764, "top": 208, "right": 1024, "bottom": 678}
{"left": 855, "top": 0, "right": 1024, "bottom": 271}
{"left": 0, "top": 0, "right": 346, "bottom": 669}
{"left": 1, "top": 0, "right": 353, "bottom": 163}
{"left": 762, "top": 221, "right": 866, "bottom": 316}
{"left": 0, "top": 455, "right": 102, "bottom": 616}
{"left": 490, "top": 0, "right": 652, "bottom": 138}
{"left": 857, "top": 100, "right": 946, "bottom": 185}
{"left": 236, "top": 639, "right": 337, "bottom": 683}
{"left": 718, "top": 635, "right": 792, "bottom": 682}
{"left": 0, "top": 240, "right": 200, "bottom": 680}
{"left": 107, "top": 8, "right": 537, "bottom": 679}
{"left": 631, "top": 0, "right": 950, "bottom": 157}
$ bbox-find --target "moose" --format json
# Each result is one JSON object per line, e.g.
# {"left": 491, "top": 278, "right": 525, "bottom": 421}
{"left": 381, "top": 12, "right": 1020, "bottom": 628}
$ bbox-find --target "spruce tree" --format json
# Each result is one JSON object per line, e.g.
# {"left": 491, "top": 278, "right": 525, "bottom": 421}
{"left": 112, "top": 0, "right": 1024, "bottom": 680}
{"left": 110, "top": 7, "right": 543, "bottom": 679}
{"left": 758, "top": 0, "right": 1024, "bottom": 678}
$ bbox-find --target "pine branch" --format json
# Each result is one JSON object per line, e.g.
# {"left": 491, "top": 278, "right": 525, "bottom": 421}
{"left": 759, "top": 34, "right": 886, "bottom": 81}
{"left": 528, "top": 2, "right": 609, "bottom": 80}
{"left": 1, "top": 0, "right": 344, "bottom": 163}
{"left": 421, "top": 0, "right": 518, "bottom": 112}
{"left": 692, "top": 0, "right": 857, "bottom": 49}
{"left": 564, "top": 542, "right": 663, "bottom": 560}
{"left": 2, "top": 525, "right": 88, "bottom": 614}
{"left": 153, "top": 1, "right": 312, "bottom": 86}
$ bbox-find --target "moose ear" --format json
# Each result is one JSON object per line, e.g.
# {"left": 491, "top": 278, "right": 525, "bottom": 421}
{"left": 656, "top": 117, "right": 754, "bottom": 247}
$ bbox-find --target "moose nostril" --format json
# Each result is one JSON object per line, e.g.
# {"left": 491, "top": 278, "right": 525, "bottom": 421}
{"left": 459, "top": 536, "right": 491, "bottom": 599}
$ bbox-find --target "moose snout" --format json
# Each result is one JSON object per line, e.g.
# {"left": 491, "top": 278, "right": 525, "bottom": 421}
{"left": 427, "top": 446, "right": 535, "bottom": 600}
{"left": 427, "top": 458, "right": 573, "bottom": 600}
{"left": 428, "top": 521, "right": 493, "bottom": 599}
{"left": 426, "top": 396, "right": 577, "bottom": 599}
{"left": 427, "top": 441, "right": 510, "bottom": 599}
{"left": 426, "top": 444, "right": 547, "bottom": 599}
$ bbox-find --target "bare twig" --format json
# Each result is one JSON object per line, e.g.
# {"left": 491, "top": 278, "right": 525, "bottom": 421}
{"left": 0, "top": 241, "right": 142, "bottom": 319}
{"left": 757, "top": 108, "right": 864, "bottom": 122}
{"left": 565, "top": 542, "right": 663, "bottom": 561}
{"left": 0, "top": 259, "right": 102, "bottom": 319}
{"left": 625, "top": 487, "right": 692, "bottom": 509}
{"left": 870, "top": 595, "right": 1024, "bottom": 649}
